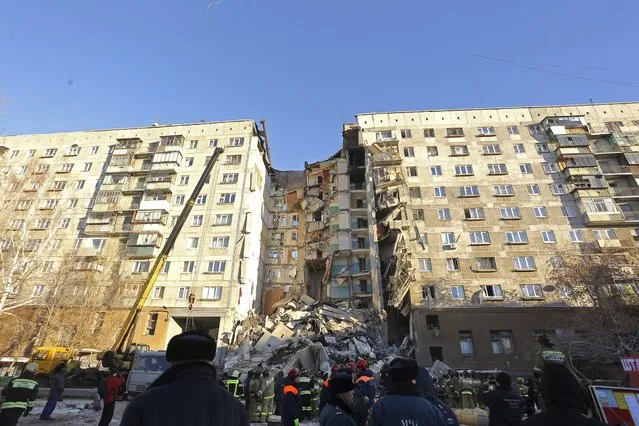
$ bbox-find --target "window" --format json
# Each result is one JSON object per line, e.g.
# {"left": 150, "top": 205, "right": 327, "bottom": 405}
{"left": 177, "top": 287, "right": 190, "bottom": 300}
{"left": 44, "top": 148, "right": 58, "bottom": 157}
{"left": 451, "top": 286, "right": 465, "bottom": 300}
{"left": 482, "top": 144, "right": 502, "bottom": 155}
{"left": 450, "top": 145, "right": 469, "bottom": 156}
{"left": 145, "top": 313, "right": 158, "bottom": 336}
{"left": 427, "top": 146, "right": 438, "bottom": 156}
{"left": 519, "top": 163, "right": 533, "bottom": 174}
{"left": 409, "top": 187, "right": 422, "bottom": 198}
{"left": 214, "top": 214, "right": 233, "bottom": 225}
{"left": 33, "top": 284, "right": 45, "bottom": 297}
{"left": 521, "top": 284, "right": 544, "bottom": 299}
{"left": 465, "top": 207, "right": 485, "bottom": 220}
{"left": 401, "top": 129, "right": 412, "bottom": 139}
{"left": 437, "top": 209, "right": 451, "bottom": 221}
{"left": 586, "top": 198, "right": 618, "bottom": 213}
{"left": 202, "top": 286, "right": 222, "bottom": 300}
{"left": 225, "top": 155, "right": 242, "bottom": 165}
{"left": 195, "top": 194, "right": 208, "bottom": 204}
{"left": 51, "top": 240, "right": 61, "bottom": 250}
{"left": 493, "top": 185, "right": 514, "bottom": 196}
{"left": 179, "top": 175, "right": 190, "bottom": 186}
{"left": 469, "top": 231, "right": 491, "bottom": 245}
{"left": 81, "top": 162, "right": 92, "bottom": 172}
{"left": 513, "top": 143, "right": 526, "bottom": 154}
{"left": 59, "top": 163, "right": 74, "bottom": 173}
{"left": 133, "top": 261, "right": 150, "bottom": 273}
{"left": 605, "top": 121, "right": 624, "bottom": 132}
{"left": 185, "top": 157, "right": 194, "bottom": 167}
{"left": 506, "top": 231, "right": 528, "bottom": 244}
{"left": 561, "top": 206, "right": 577, "bottom": 217}
{"left": 36, "top": 164, "right": 50, "bottom": 174}
{"left": 513, "top": 256, "right": 536, "bottom": 271}
{"left": 405, "top": 166, "right": 418, "bottom": 177}
{"left": 424, "top": 128, "right": 435, "bottom": 138}
{"left": 421, "top": 285, "right": 436, "bottom": 300}
{"left": 413, "top": 209, "right": 425, "bottom": 220}
{"left": 9, "top": 150, "right": 19, "bottom": 158}
{"left": 75, "top": 180, "right": 85, "bottom": 190}
{"left": 291, "top": 249, "right": 298, "bottom": 259}
{"left": 292, "top": 231, "right": 298, "bottom": 241}
{"left": 593, "top": 229, "right": 617, "bottom": 240}
{"left": 507, "top": 125, "right": 520, "bottom": 135}
{"left": 569, "top": 230, "right": 584, "bottom": 243}
{"left": 189, "top": 140, "right": 198, "bottom": 149}
{"left": 482, "top": 285, "right": 503, "bottom": 299}
{"left": 191, "top": 215, "right": 203, "bottom": 227}
{"left": 541, "top": 231, "right": 556, "bottom": 243}
{"left": 441, "top": 232, "right": 456, "bottom": 246}
{"left": 211, "top": 236, "right": 230, "bottom": 248}
{"left": 446, "top": 258, "right": 461, "bottom": 271}
{"left": 459, "top": 185, "right": 480, "bottom": 197}
{"left": 52, "top": 181, "right": 66, "bottom": 190}
{"left": 490, "top": 330, "right": 514, "bottom": 354}
{"left": 59, "top": 218, "right": 71, "bottom": 229}
{"left": 90, "top": 146, "right": 99, "bottom": 155}
{"left": 430, "top": 166, "right": 442, "bottom": 176}
{"left": 488, "top": 163, "right": 508, "bottom": 175}
{"left": 454, "top": 165, "right": 474, "bottom": 176}
{"left": 186, "top": 237, "right": 200, "bottom": 249}
{"left": 67, "top": 146, "right": 81, "bottom": 156}
{"left": 418, "top": 258, "right": 432, "bottom": 272}
{"left": 9, "top": 219, "right": 25, "bottom": 230}
{"left": 542, "top": 162, "right": 559, "bottom": 174}
{"left": 527, "top": 184, "right": 541, "bottom": 195}
{"left": 174, "top": 195, "right": 185, "bottom": 205}
{"left": 218, "top": 193, "right": 235, "bottom": 204}
{"left": 477, "top": 126, "right": 496, "bottom": 136}
{"left": 434, "top": 186, "right": 446, "bottom": 197}
{"left": 474, "top": 257, "right": 497, "bottom": 271}
{"left": 183, "top": 261, "right": 196, "bottom": 273}
{"left": 535, "top": 143, "right": 550, "bottom": 154}
{"left": 161, "top": 262, "right": 171, "bottom": 274}
{"left": 208, "top": 139, "right": 218, "bottom": 148}
{"left": 42, "top": 261, "right": 54, "bottom": 272}
{"left": 152, "top": 286, "right": 165, "bottom": 300}
{"left": 419, "top": 232, "right": 429, "bottom": 246}
{"left": 222, "top": 173, "right": 239, "bottom": 184}
{"left": 207, "top": 260, "right": 226, "bottom": 273}
{"left": 27, "top": 149, "right": 36, "bottom": 157}
{"left": 500, "top": 207, "right": 521, "bottom": 219}
{"left": 34, "top": 219, "right": 51, "bottom": 229}
{"left": 459, "top": 331, "right": 474, "bottom": 356}
{"left": 533, "top": 206, "right": 548, "bottom": 218}
{"left": 446, "top": 127, "right": 464, "bottom": 137}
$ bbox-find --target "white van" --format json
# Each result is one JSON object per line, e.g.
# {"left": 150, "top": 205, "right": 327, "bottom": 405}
{"left": 125, "top": 351, "right": 170, "bottom": 398}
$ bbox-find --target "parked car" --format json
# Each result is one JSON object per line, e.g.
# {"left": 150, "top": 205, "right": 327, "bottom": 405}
{"left": 125, "top": 351, "right": 169, "bottom": 398}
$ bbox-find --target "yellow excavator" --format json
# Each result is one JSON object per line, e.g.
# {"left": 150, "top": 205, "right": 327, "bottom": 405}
{"left": 101, "top": 147, "right": 224, "bottom": 370}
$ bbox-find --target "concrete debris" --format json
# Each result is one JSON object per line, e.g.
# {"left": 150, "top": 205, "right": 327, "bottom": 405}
{"left": 223, "top": 296, "right": 396, "bottom": 375}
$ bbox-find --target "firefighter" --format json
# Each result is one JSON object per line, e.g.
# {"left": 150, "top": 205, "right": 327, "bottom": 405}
{"left": 260, "top": 370, "right": 275, "bottom": 422}
{"left": 248, "top": 369, "right": 263, "bottom": 422}
{"left": 0, "top": 363, "right": 39, "bottom": 426}
{"left": 311, "top": 371, "right": 323, "bottom": 416}
{"left": 282, "top": 368, "right": 302, "bottom": 426}
{"left": 450, "top": 370, "right": 461, "bottom": 408}
{"left": 298, "top": 369, "right": 313, "bottom": 419}
{"left": 516, "top": 376, "right": 528, "bottom": 399}
{"left": 225, "top": 370, "right": 244, "bottom": 404}
{"left": 471, "top": 371, "right": 481, "bottom": 408}
{"left": 535, "top": 334, "right": 565, "bottom": 372}
{"left": 460, "top": 371, "right": 475, "bottom": 409}
{"left": 354, "top": 359, "right": 376, "bottom": 408}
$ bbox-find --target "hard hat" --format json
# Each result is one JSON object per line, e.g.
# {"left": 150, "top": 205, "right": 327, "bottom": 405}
{"left": 517, "top": 376, "right": 526, "bottom": 384}
{"left": 288, "top": 368, "right": 300, "bottom": 378}
{"left": 356, "top": 360, "right": 368, "bottom": 369}
{"left": 331, "top": 364, "right": 342, "bottom": 375}
{"left": 232, "top": 370, "right": 240, "bottom": 377}
{"left": 25, "top": 363, "right": 37, "bottom": 373}
{"left": 345, "top": 362, "right": 356, "bottom": 371}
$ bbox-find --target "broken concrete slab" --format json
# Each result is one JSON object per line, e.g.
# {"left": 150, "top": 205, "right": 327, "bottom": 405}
{"left": 299, "top": 294, "right": 317, "bottom": 306}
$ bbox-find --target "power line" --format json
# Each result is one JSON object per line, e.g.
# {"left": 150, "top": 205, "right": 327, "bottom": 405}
{"left": 473, "top": 55, "right": 639, "bottom": 87}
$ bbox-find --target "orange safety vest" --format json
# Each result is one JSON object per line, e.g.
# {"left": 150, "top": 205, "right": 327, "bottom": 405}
{"left": 283, "top": 385, "right": 299, "bottom": 396}
{"left": 323, "top": 379, "right": 329, "bottom": 388}
{"left": 355, "top": 375, "right": 373, "bottom": 384}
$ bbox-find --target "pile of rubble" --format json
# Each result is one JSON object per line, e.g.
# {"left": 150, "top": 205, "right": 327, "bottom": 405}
{"left": 223, "top": 295, "right": 407, "bottom": 375}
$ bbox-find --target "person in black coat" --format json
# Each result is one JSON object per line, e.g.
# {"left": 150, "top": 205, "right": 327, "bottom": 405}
{"left": 522, "top": 364, "right": 606, "bottom": 426}
{"left": 120, "top": 330, "right": 248, "bottom": 426}
{"left": 415, "top": 367, "right": 460, "bottom": 426}
{"left": 320, "top": 373, "right": 357, "bottom": 426}
{"left": 339, "top": 366, "right": 368, "bottom": 426}
{"left": 281, "top": 368, "right": 302, "bottom": 426}
{"left": 478, "top": 372, "right": 524, "bottom": 426}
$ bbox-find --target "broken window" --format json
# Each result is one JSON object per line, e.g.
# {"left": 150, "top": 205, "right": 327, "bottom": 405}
{"left": 490, "top": 330, "right": 514, "bottom": 355}
{"left": 425, "top": 315, "right": 440, "bottom": 330}
{"left": 145, "top": 313, "right": 158, "bottom": 336}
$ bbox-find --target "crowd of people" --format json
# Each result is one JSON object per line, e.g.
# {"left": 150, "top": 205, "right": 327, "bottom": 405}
{"left": 0, "top": 331, "right": 609, "bottom": 426}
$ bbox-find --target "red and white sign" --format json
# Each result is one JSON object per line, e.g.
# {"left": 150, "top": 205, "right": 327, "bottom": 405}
{"left": 621, "top": 357, "right": 639, "bottom": 372}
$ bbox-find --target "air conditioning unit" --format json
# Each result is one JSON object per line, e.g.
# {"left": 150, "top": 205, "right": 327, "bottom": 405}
{"left": 442, "top": 243, "right": 457, "bottom": 250}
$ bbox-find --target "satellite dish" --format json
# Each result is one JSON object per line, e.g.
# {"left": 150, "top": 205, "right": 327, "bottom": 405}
{"left": 543, "top": 285, "right": 556, "bottom": 292}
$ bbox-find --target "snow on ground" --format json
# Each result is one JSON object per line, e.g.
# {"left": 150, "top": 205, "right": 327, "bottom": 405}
{"left": 20, "top": 399, "right": 127, "bottom": 425}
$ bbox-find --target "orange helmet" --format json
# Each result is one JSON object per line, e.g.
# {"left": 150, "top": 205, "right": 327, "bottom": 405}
{"left": 331, "top": 364, "right": 342, "bottom": 375}
{"left": 356, "top": 359, "right": 368, "bottom": 370}
{"left": 287, "top": 368, "right": 300, "bottom": 378}
{"left": 346, "top": 362, "right": 357, "bottom": 371}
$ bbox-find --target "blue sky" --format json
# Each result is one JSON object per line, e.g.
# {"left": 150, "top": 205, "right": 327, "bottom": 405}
{"left": 2, "top": 0, "right": 639, "bottom": 169}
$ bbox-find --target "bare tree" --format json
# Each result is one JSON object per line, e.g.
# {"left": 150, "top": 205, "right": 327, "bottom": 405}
{"left": 547, "top": 246, "right": 639, "bottom": 364}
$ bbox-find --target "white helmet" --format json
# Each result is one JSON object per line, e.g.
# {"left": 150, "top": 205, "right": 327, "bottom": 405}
{"left": 232, "top": 370, "right": 240, "bottom": 377}
{"left": 25, "top": 363, "right": 38, "bottom": 373}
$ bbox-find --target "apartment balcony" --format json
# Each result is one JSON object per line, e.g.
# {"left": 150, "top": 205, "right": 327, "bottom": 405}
{"left": 144, "top": 181, "right": 174, "bottom": 192}
{"left": 127, "top": 246, "right": 160, "bottom": 258}
{"left": 371, "top": 151, "right": 402, "bottom": 166}
{"left": 569, "top": 186, "right": 611, "bottom": 198}
{"left": 73, "top": 261, "right": 105, "bottom": 272}
{"left": 374, "top": 175, "right": 404, "bottom": 191}
{"left": 130, "top": 222, "right": 165, "bottom": 233}
{"left": 105, "top": 162, "right": 136, "bottom": 175}
{"left": 139, "top": 199, "right": 170, "bottom": 212}
{"left": 622, "top": 210, "right": 639, "bottom": 224}
{"left": 350, "top": 183, "right": 366, "bottom": 192}
{"left": 84, "top": 223, "right": 115, "bottom": 235}
{"left": 582, "top": 211, "right": 625, "bottom": 225}
{"left": 555, "top": 146, "right": 592, "bottom": 157}
{"left": 351, "top": 241, "right": 370, "bottom": 251}
{"left": 352, "top": 261, "right": 371, "bottom": 275}
{"left": 351, "top": 283, "right": 372, "bottom": 296}
{"left": 610, "top": 133, "right": 639, "bottom": 147}
{"left": 150, "top": 162, "right": 180, "bottom": 173}
{"left": 591, "top": 142, "right": 625, "bottom": 155}
{"left": 601, "top": 165, "right": 632, "bottom": 175}
{"left": 610, "top": 187, "right": 639, "bottom": 199}
{"left": 76, "top": 246, "right": 105, "bottom": 257}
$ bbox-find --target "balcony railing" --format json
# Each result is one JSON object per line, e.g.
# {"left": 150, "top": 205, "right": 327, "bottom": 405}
{"left": 601, "top": 165, "right": 632, "bottom": 175}
{"left": 610, "top": 187, "right": 639, "bottom": 198}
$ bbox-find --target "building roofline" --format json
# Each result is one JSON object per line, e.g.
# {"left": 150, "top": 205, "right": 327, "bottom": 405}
{"left": 355, "top": 100, "right": 639, "bottom": 117}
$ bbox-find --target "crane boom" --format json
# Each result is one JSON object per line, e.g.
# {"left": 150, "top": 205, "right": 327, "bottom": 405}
{"left": 112, "top": 147, "right": 224, "bottom": 353}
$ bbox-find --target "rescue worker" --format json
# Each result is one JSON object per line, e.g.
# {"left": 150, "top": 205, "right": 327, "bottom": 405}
{"left": 260, "top": 370, "right": 275, "bottom": 422}
{"left": 312, "top": 371, "right": 323, "bottom": 416}
{"left": 0, "top": 362, "right": 38, "bottom": 426}
{"left": 248, "top": 369, "right": 263, "bottom": 422}
{"left": 516, "top": 377, "right": 528, "bottom": 399}
{"left": 478, "top": 372, "right": 524, "bottom": 426}
{"left": 274, "top": 370, "right": 286, "bottom": 416}
{"left": 534, "top": 335, "right": 565, "bottom": 372}
{"left": 471, "top": 371, "right": 482, "bottom": 408}
{"left": 460, "top": 371, "right": 475, "bottom": 409}
{"left": 524, "top": 377, "right": 536, "bottom": 417}
{"left": 298, "top": 369, "right": 313, "bottom": 419}
{"left": 119, "top": 329, "right": 248, "bottom": 426}
{"left": 225, "top": 370, "right": 244, "bottom": 404}
{"left": 319, "top": 372, "right": 357, "bottom": 426}
{"left": 371, "top": 357, "right": 446, "bottom": 426}
{"left": 450, "top": 370, "right": 461, "bottom": 408}
{"left": 282, "top": 368, "right": 302, "bottom": 426}
{"left": 354, "top": 359, "right": 376, "bottom": 408}
{"left": 320, "top": 364, "right": 341, "bottom": 412}
{"left": 416, "top": 367, "right": 460, "bottom": 426}
{"left": 444, "top": 373, "right": 456, "bottom": 408}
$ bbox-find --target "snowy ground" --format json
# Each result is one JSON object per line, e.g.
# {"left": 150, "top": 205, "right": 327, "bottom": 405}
{"left": 20, "top": 399, "right": 127, "bottom": 425}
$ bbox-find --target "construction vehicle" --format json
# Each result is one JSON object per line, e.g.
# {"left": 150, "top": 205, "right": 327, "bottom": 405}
{"left": 101, "top": 147, "right": 224, "bottom": 371}
{"left": 27, "top": 346, "right": 108, "bottom": 387}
